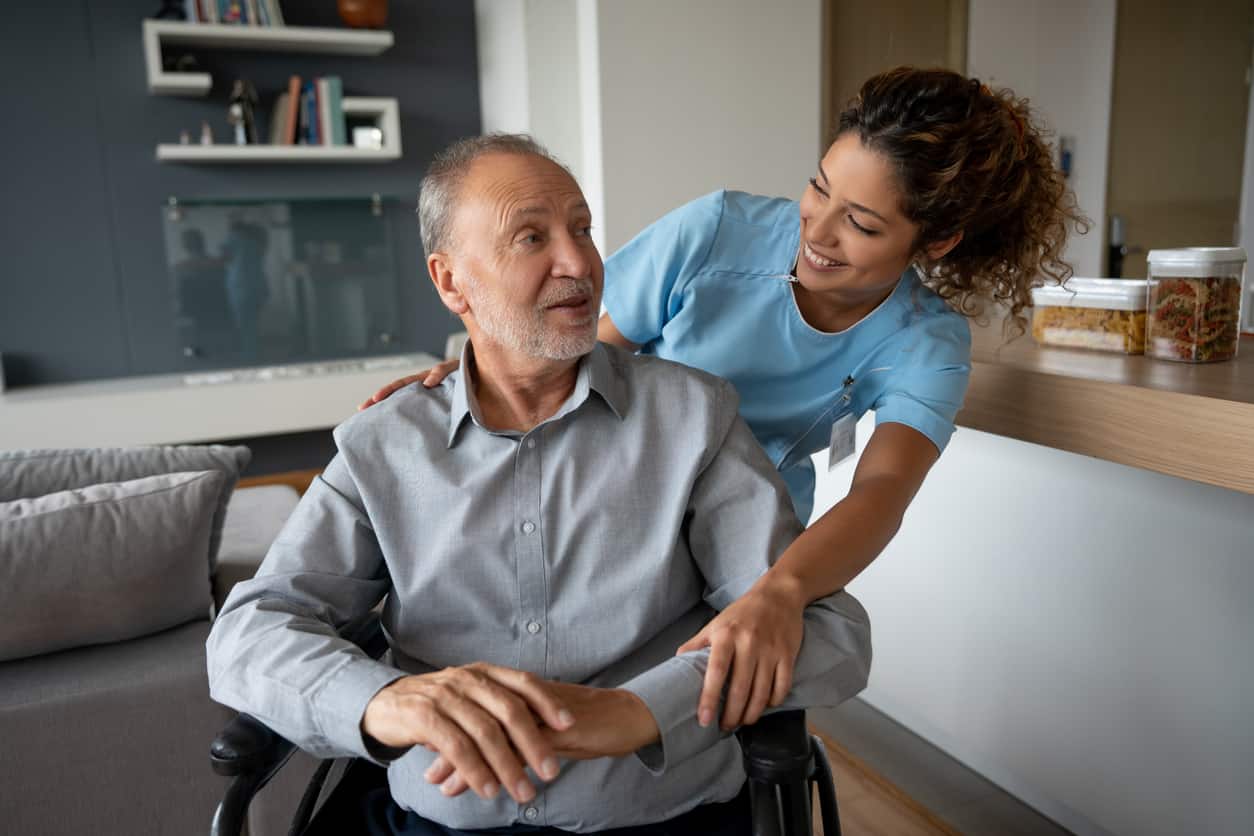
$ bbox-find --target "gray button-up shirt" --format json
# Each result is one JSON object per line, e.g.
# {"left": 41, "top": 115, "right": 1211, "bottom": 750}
{"left": 207, "top": 343, "right": 871, "bottom": 832}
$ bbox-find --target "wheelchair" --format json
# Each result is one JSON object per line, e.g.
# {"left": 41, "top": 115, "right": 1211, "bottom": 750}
{"left": 209, "top": 616, "right": 840, "bottom": 836}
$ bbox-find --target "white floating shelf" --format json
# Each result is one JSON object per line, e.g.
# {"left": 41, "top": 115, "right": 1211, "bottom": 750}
{"left": 156, "top": 145, "right": 399, "bottom": 163}
{"left": 157, "top": 95, "right": 401, "bottom": 163}
{"left": 143, "top": 20, "right": 394, "bottom": 96}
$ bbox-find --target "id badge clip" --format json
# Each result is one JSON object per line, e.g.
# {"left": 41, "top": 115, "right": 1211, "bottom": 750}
{"left": 827, "top": 375, "right": 857, "bottom": 471}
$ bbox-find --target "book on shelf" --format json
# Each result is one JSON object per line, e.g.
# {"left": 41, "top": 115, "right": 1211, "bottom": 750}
{"left": 179, "top": 0, "right": 284, "bottom": 25}
{"left": 268, "top": 75, "right": 348, "bottom": 148}
{"left": 268, "top": 93, "right": 289, "bottom": 145}
{"left": 283, "top": 75, "right": 301, "bottom": 145}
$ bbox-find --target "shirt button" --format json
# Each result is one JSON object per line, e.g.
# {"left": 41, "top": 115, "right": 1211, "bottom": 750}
{"left": 526, "top": 620, "right": 542, "bottom": 634}
{"left": 521, "top": 521, "right": 536, "bottom": 534}
{"left": 523, "top": 806, "right": 539, "bottom": 820}
{"left": 526, "top": 438, "right": 536, "bottom": 449}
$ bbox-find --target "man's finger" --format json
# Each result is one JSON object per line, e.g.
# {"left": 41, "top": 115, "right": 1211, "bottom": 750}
{"left": 698, "top": 639, "right": 733, "bottom": 728}
{"left": 423, "top": 755, "right": 455, "bottom": 785}
{"left": 440, "top": 690, "right": 531, "bottom": 802}
{"left": 461, "top": 673, "right": 561, "bottom": 782}
{"left": 438, "top": 772, "right": 470, "bottom": 798}
{"left": 476, "top": 664, "right": 575, "bottom": 732}
{"left": 424, "top": 708, "right": 501, "bottom": 803}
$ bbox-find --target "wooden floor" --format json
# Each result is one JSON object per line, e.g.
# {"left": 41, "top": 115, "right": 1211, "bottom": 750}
{"left": 814, "top": 729, "right": 960, "bottom": 836}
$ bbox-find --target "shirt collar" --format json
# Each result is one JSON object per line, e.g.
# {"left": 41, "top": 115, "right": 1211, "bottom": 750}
{"left": 446, "top": 342, "right": 627, "bottom": 448}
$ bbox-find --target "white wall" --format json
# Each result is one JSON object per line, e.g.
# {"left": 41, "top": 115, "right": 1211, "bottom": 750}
{"left": 590, "top": 0, "right": 822, "bottom": 251}
{"left": 967, "top": 0, "right": 1116, "bottom": 278}
{"left": 817, "top": 418, "right": 1254, "bottom": 836}
{"left": 477, "top": 0, "right": 823, "bottom": 255}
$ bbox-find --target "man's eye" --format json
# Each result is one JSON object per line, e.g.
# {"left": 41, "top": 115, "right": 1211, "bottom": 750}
{"left": 577, "top": 225, "right": 594, "bottom": 237}
{"left": 520, "top": 233, "right": 542, "bottom": 245}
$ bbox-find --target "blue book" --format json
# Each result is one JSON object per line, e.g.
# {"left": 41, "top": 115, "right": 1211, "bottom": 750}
{"left": 301, "top": 82, "right": 318, "bottom": 145}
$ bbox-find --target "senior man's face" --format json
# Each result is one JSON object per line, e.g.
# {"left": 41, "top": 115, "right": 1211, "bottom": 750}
{"left": 450, "top": 153, "right": 603, "bottom": 361}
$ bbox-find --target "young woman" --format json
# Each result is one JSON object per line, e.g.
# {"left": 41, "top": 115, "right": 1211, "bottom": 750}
{"left": 363, "top": 67, "right": 1085, "bottom": 732}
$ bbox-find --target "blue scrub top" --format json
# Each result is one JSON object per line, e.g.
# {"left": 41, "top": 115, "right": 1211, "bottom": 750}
{"left": 602, "top": 190, "right": 972, "bottom": 523}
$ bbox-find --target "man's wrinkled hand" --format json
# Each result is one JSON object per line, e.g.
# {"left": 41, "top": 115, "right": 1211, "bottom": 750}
{"left": 361, "top": 662, "right": 574, "bottom": 803}
{"left": 423, "top": 679, "right": 659, "bottom": 798}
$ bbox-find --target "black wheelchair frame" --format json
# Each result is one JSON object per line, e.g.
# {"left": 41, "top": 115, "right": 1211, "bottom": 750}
{"left": 208, "top": 617, "right": 840, "bottom": 836}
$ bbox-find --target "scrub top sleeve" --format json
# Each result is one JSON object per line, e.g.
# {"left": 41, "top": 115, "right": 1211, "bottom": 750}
{"left": 601, "top": 190, "right": 726, "bottom": 346}
{"left": 873, "top": 316, "right": 972, "bottom": 454}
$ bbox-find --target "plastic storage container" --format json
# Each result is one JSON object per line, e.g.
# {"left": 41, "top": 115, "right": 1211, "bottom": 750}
{"left": 1031, "top": 278, "right": 1148, "bottom": 354}
{"left": 1146, "top": 247, "right": 1245, "bottom": 363}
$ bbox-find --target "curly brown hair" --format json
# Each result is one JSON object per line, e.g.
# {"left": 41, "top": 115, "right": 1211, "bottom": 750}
{"left": 836, "top": 67, "right": 1090, "bottom": 333}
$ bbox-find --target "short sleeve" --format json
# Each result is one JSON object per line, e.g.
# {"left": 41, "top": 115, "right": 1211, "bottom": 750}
{"left": 601, "top": 190, "right": 725, "bottom": 346}
{"left": 873, "top": 313, "right": 972, "bottom": 454}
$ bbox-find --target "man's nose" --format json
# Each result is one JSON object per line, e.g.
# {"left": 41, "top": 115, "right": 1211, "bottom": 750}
{"left": 551, "top": 230, "right": 595, "bottom": 278}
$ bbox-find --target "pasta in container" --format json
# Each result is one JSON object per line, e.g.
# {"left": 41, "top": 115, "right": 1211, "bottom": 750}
{"left": 1031, "top": 278, "right": 1148, "bottom": 355}
{"left": 1146, "top": 247, "right": 1246, "bottom": 363}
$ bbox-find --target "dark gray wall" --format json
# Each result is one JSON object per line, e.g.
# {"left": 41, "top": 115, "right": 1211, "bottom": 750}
{"left": 0, "top": 0, "right": 479, "bottom": 386}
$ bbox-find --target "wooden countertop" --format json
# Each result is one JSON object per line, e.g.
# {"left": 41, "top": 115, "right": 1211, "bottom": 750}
{"left": 957, "top": 326, "right": 1254, "bottom": 494}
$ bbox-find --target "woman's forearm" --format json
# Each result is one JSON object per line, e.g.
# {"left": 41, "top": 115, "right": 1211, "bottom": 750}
{"left": 756, "top": 474, "right": 914, "bottom": 607}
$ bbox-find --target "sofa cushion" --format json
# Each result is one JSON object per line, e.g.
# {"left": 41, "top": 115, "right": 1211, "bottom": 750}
{"left": 0, "top": 445, "right": 251, "bottom": 571}
{"left": 213, "top": 484, "right": 302, "bottom": 609}
{"left": 0, "top": 470, "right": 222, "bottom": 663}
{"left": 0, "top": 620, "right": 232, "bottom": 836}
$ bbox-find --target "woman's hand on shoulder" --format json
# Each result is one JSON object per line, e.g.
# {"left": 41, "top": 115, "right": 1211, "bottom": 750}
{"left": 357, "top": 358, "right": 461, "bottom": 411}
{"left": 676, "top": 575, "right": 807, "bottom": 730}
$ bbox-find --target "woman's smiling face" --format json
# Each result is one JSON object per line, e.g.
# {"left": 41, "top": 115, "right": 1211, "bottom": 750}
{"left": 795, "top": 133, "right": 921, "bottom": 306}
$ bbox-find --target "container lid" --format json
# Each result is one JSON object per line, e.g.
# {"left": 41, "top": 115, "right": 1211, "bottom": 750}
{"left": 1031, "top": 278, "right": 1148, "bottom": 311}
{"left": 1147, "top": 246, "right": 1246, "bottom": 277}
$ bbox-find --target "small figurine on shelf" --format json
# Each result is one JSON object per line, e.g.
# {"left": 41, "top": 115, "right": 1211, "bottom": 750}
{"left": 200, "top": 120, "right": 214, "bottom": 145}
{"left": 226, "top": 79, "right": 259, "bottom": 145}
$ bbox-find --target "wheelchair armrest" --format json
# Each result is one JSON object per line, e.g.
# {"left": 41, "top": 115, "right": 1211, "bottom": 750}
{"left": 208, "top": 613, "right": 385, "bottom": 780}
{"left": 736, "top": 709, "right": 813, "bottom": 785}
{"left": 210, "top": 713, "right": 296, "bottom": 778}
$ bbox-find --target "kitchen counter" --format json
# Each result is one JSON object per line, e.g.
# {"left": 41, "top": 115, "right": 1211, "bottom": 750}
{"left": 957, "top": 326, "right": 1254, "bottom": 493}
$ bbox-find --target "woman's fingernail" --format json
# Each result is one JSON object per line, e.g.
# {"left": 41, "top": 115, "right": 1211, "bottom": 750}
{"left": 699, "top": 709, "right": 712, "bottom": 728}
{"left": 482, "top": 782, "right": 498, "bottom": 798}
{"left": 558, "top": 709, "right": 575, "bottom": 727}
{"left": 441, "top": 777, "right": 459, "bottom": 795}
{"left": 516, "top": 779, "right": 536, "bottom": 802}
{"left": 541, "top": 757, "right": 559, "bottom": 780}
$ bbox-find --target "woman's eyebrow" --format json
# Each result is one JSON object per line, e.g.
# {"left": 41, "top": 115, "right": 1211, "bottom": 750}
{"left": 848, "top": 201, "right": 887, "bottom": 223}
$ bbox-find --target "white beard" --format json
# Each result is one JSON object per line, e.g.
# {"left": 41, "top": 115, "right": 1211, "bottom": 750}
{"left": 461, "top": 273, "right": 598, "bottom": 361}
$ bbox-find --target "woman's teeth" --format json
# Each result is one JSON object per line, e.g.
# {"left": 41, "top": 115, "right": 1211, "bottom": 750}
{"left": 804, "top": 242, "right": 843, "bottom": 268}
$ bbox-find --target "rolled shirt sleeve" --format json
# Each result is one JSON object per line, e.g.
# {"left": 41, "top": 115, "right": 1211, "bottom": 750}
{"left": 601, "top": 190, "right": 725, "bottom": 346}
{"left": 206, "top": 454, "right": 407, "bottom": 763}
{"left": 873, "top": 314, "right": 972, "bottom": 454}
{"left": 618, "top": 381, "right": 872, "bottom": 773}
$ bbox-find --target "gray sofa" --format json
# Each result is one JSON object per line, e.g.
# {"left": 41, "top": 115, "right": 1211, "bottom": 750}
{"left": 0, "top": 446, "right": 311, "bottom": 836}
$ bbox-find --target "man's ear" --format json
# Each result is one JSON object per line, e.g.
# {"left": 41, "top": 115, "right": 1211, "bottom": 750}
{"left": 922, "top": 230, "right": 964, "bottom": 262}
{"left": 428, "top": 253, "right": 469, "bottom": 315}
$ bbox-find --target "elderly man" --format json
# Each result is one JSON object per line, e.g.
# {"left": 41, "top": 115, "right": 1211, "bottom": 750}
{"left": 207, "top": 134, "right": 871, "bottom": 836}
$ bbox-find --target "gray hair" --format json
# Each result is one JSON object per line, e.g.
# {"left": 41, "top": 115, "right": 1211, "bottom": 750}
{"left": 417, "top": 133, "right": 572, "bottom": 255}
